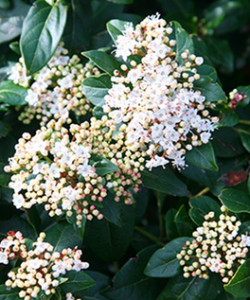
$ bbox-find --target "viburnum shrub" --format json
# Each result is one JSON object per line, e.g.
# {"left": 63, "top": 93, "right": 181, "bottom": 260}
{"left": 1, "top": 0, "right": 250, "bottom": 299}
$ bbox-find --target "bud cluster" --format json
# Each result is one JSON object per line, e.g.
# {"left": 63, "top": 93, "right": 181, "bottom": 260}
{"left": 5, "top": 117, "right": 143, "bottom": 225}
{"left": 0, "top": 231, "right": 89, "bottom": 300}
{"left": 228, "top": 89, "right": 246, "bottom": 109}
{"left": 177, "top": 206, "right": 250, "bottom": 283}
{"left": 9, "top": 44, "right": 100, "bottom": 125}
{"left": 104, "top": 13, "right": 219, "bottom": 170}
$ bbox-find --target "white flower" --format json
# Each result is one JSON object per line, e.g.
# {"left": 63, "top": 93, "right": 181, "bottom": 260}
{"left": 0, "top": 251, "right": 8, "bottom": 264}
{"left": 25, "top": 90, "right": 39, "bottom": 106}
{"left": 72, "top": 259, "right": 89, "bottom": 271}
{"left": 13, "top": 193, "right": 25, "bottom": 209}
{"left": 52, "top": 260, "right": 67, "bottom": 275}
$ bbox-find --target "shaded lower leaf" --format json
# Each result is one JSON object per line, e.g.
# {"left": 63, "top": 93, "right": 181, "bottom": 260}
{"left": 141, "top": 167, "right": 189, "bottom": 197}
{"left": 144, "top": 237, "right": 193, "bottom": 278}
{"left": 105, "top": 245, "right": 165, "bottom": 300}
{"left": 0, "top": 285, "right": 19, "bottom": 300}
{"left": 185, "top": 142, "right": 218, "bottom": 171}
{"left": 189, "top": 196, "right": 221, "bottom": 226}
{"left": 0, "top": 81, "right": 28, "bottom": 106}
{"left": 219, "top": 188, "right": 250, "bottom": 213}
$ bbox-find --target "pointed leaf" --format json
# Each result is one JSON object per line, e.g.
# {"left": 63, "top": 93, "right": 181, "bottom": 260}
{"left": 107, "top": 19, "right": 127, "bottom": 44}
{"left": 0, "top": 285, "right": 19, "bottom": 300}
{"left": 141, "top": 167, "right": 190, "bottom": 197}
{"left": 0, "top": 81, "right": 28, "bottom": 106}
{"left": 90, "top": 154, "right": 119, "bottom": 176}
{"left": 82, "top": 74, "right": 111, "bottom": 106}
{"left": 145, "top": 237, "right": 193, "bottom": 278}
{"left": 82, "top": 50, "right": 122, "bottom": 76}
{"left": 20, "top": 0, "right": 68, "bottom": 75}
{"left": 219, "top": 188, "right": 250, "bottom": 213}
{"left": 185, "top": 142, "right": 218, "bottom": 171}
{"left": 238, "top": 127, "right": 250, "bottom": 153}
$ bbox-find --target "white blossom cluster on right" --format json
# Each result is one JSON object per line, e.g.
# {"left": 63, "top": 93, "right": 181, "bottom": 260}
{"left": 177, "top": 206, "right": 250, "bottom": 283}
{"left": 104, "top": 13, "right": 219, "bottom": 170}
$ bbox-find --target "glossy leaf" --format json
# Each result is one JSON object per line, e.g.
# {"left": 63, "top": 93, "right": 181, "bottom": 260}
{"left": 219, "top": 108, "right": 239, "bottom": 127}
{"left": 45, "top": 223, "right": 82, "bottom": 252}
{"left": 82, "top": 74, "right": 111, "bottom": 106}
{"left": 85, "top": 203, "right": 135, "bottom": 261}
{"left": 99, "top": 192, "right": 123, "bottom": 226}
{"left": 145, "top": 237, "right": 193, "bottom": 278}
{"left": 91, "top": 154, "right": 119, "bottom": 176}
{"left": 157, "top": 273, "right": 221, "bottom": 300}
{"left": 141, "top": 167, "right": 190, "bottom": 197}
{"left": 171, "top": 21, "right": 194, "bottom": 65}
{"left": 224, "top": 258, "right": 250, "bottom": 298}
{"left": 20, "top": 0, "right": 68, "bottom": 75}
{"left": 196, "top": 64, "right": 217, "bottom": 82}
{"left": 165, "top": 208, "right": 179, "bottom": 240}
{"left": 107, "top": 19, "right": 127, "bottom": 44}
{"left": 106, "top": 245, "right": 164, "bottom": 300}
{"left": 0, "top": 285, "right": 19, "bottom": 300}
{"left": 175, "top": 205, "right": 195, "bottom": 237}
{"left": 82, "top": 50, "right": 122, "bottom": 76}
{"left": 0, "top": 81, "right": 28, "bottom": 106}
{"left": 189, "top": 196, "right": 221, "bottom": 226}
{"left": 0, "top": 0, "right": 30, "bottom": 44}
{"left": 193, "top": 75, "right": 227, "bottom": 103}
{"left": 219, "top": 188, "right": 250, "bottom": 213}
{"left": 238, "top": 127, "right": 250, "bottom": 153}
{"left": 60, "top": 270, "right": 95, "bottom": 294}
{"left": 185, "top": 142, "right": 218, "bottom": 171}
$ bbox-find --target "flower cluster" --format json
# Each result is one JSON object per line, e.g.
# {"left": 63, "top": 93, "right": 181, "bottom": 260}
{"left": 0, "top": 231, "right": 89, "bottom": 299}
{"left": 104, "top": 13, "right": 219, "bottom": 170}
{"left": 5, "top": 117, "right": 143, "bottom": 225}
{"left": 228, "top": 89, "right": 246, "bottom": 109}
{"left": 66, "top": 292, "right": 82, "bottom": 300}
{"left": 177, "top": 206, "right": 250, "bottom": 283}
{"left": 9, "top": 44, "right": 100, "bottom": 125}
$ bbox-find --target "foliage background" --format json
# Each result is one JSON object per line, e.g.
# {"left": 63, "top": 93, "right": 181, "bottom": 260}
{"left": 1, "top": 0, "right": 250, "bottom": 299}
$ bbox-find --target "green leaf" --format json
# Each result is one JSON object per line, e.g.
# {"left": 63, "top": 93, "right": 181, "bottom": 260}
{"left": 0, "top": 285, "right": 19, "bottom": 300}
{"left": 144, "top": 237, "right": 193, "bottom": 278}
{"left": 99, "top": 192, "right": 122, "bottom": 227}
{"left": 193, "top": 75, "right": 227, "bottom": 103}
{"left": 204, "top": 37, "right": 234, "bottom": 73}
{"left": 45, "top": 223, "right": 82, "bottom": 252}
{"left": 82, "top": 50, "right": 122, "bottom": 76}
{"left": 224, "top": 258, "right": 250, "bottom": 298}
{"left": 196, "top": 64, "right": 217, "bottom": 82}
{"left": 90, "top": 154, "right": 119, "bottom": 176}
{"left": 85, "top": 204, "right": 135, "bottom": 261}
{"left": 157, "top": 0, "right": 194, "bottom": 16}
{"left": 219, "top": 188, "right": 250, "bottom": 213}
{"left": 109, "top": 0, "right": 133, "bottom": 4}
{"left": 82, "top": 74, "right": 111, "bottom": 106}
{"left": 0, "top": 0, "right": 10, "bottom": 9}
{"left": 105, "top": 245, "right": 165, "bottom": 300}
{"left": 20, "top": 0, "right": 68, "bottom": 75}
{"left": 141, "top": 167, "right": 190, "bottom": 197}
{"left": 171, "top": 21, "right": 194, "bottom": 65}
{"left": 0, "top": 81, "right": 28, "bottom": 106}
{"left": 0, "top": 121, "right": 11, "bottom": 138}
{"left": 238, "top": 127, "right": 250, "bottom": 153}
{"left": 107, "top": 19, "right": 127, "bottom": 44}
{"left": 63, "top": 0, "right": 92, "bottom": 54}
{"left": 175, "top": 205, "right": 195, "bottom": 236}
{"left": 66, "top": 210, "right": 87, "bottom": 238}
{"left": 185, "top": 142, "right": 218, "bottom": 171}
{"left": 60, "top": 270, "right": 95, "bottom": 294}
{"left": 189, "top": 196, "right": 221, "bottom": 226}
{"left": 157, "top": 273, "right": 221, "bottom": 300}
{"left": 165, "top": 208, "right": 179, "bottom": 241}
{"left": 0, "top": 0, "right": 30, "bottom": 44}
{"left": 219, "top": 108, "right": 239, "bottom": 127}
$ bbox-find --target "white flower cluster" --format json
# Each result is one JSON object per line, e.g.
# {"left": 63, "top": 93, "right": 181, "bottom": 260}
{"left": 177, "top": 206, "right": 250, "bottom": 283}
{"left": 9, "top": 44, "right": 100, "bottom": 125}
{"left": 66, "top": 292, "right": 82, "bottom": 300}
{"left": 104, "top": 14, "right": 219, "bottom": 169}
{"left": 5, "top": 117, "right": 143, "bottom": 225}
{"left": 0, "top": 231, "right": 89, "bottom": 299}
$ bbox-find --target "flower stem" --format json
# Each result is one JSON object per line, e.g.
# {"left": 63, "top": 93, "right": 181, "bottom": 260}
{"left": 192, "top": 187, "right": 210, "bottom": 198}
{"left": 135, "top": 226, "right": 164, "bottom": 246}
{"left": 238, "top": 119, "right": 250, "bottom": 126}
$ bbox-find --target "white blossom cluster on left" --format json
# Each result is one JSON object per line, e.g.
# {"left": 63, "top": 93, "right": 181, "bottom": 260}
{"left": 0, "top": 231, "right": 89, "bottom": 299}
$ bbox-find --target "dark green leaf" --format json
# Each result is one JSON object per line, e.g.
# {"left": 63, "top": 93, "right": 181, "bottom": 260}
{"left": 204, "top": 5, "right": 226, "bottom": 30}
{"left": 109, "top": 0, "right": 133, "bottom": 4}
{"left": 0, "top": 0, "right": 30, "bottom": 44}
{"left": 165, "top": 208, "right": 179, "bottom": 241}
{"left": 63, "top": 0, "right": 92, "bottom": 54}
{"left": 219, "top": 108, "right": 239, "bottom": 127}
{"left": 82, "top": 50, "right": 122, "bottom": 76}
{"left": 157, "top": 273, "right": 221, "bottom": 300}
{"left": 185, "top": 142, "right": 218, "bottom": 171}
{"left": 60, "top": 271, "right": 95, "bottom": 294}
{"left": 171, "top": 21, "right": 194, "bottom": 65}
{"left": 196, "top": 64, "right": 217, "bottom": 82}
{"left": 106, "top": 245, "right": 164, "bottom": 300}
{"left": 85, "top": 204, "right": 135, "bottom": 261}
{"left": 193, "top": 75, "right": 227, "bottom": 103}
{"left": 189, "top": 196, "right": 221, "bottom": 226}
{"left": 224, "top": 258, "right": 250, "bottom": 298}
{"left": 9, "top": 41, "right": 21, "bottom": 55}
{"left": 82, "top": 74, "right": 111, "bottom": 106}
{"left": 0, "top": 121, "right": 11, "bottom": 138}
{"left": 175, "top": 205, "right": 195, "bottom": 236}
{"left": 20, "top": 0, "right": 68, "bottom": 75}
{"left": 107, "top": 19, "right": 127, "bottom": 44}
{"left": 0, "top": 81, "right": 28, "bottom": 106}
{"left": 141, "top": 167, "right": 190, "bottom": 197}
{"left": 238, "top": 127, "right": 250, "bottom": 153}
{"left": 0, "top": 285, "right": 19, "bottom": 300}
{"left": 99, "top": 192, "right": 122, "bottom": 226}
{"left": 0, "top": 0, "right": 10, "bottom": 9}
{"left": 157, "top": 0, "right": 194, "bottom": 15}
{"left": 26, "top": 205, "right": 41, "bottom": 234}
{"left": 219, "top": 188, "right": 250, "bottom": 213}
{"left": 45, "top": 223, "right": 82, "bottom": 252}
{"left": 144, "top": 237, "right": 193, "bottom": 278}
{"left": 90, "top": 154, "right": 119, "bottom": 176}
